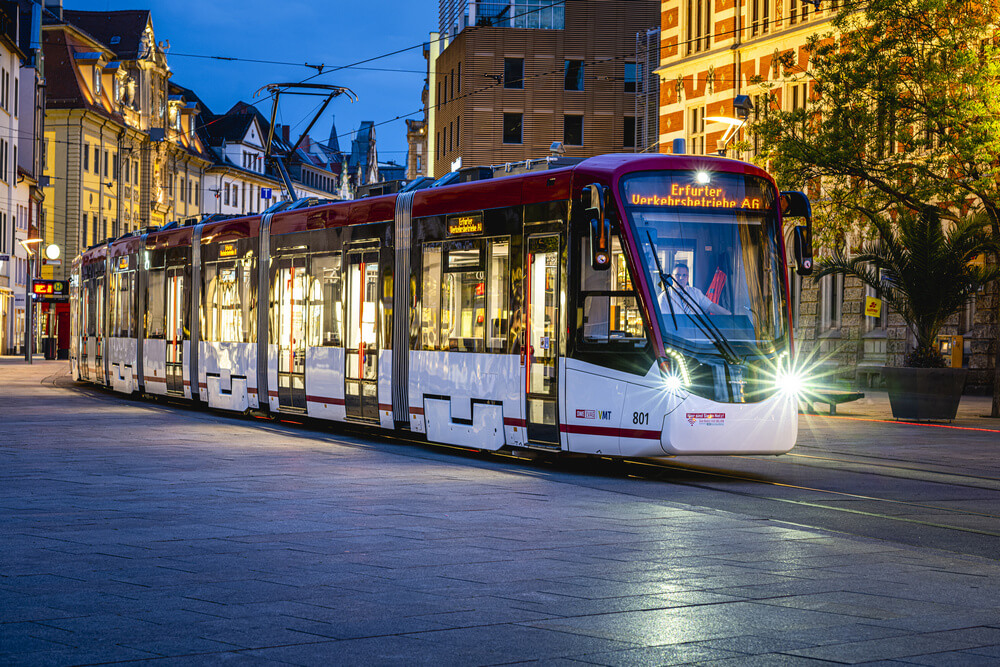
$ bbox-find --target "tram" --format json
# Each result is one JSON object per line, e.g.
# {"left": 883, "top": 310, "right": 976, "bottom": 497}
{"left": 69, "top": 153, "right": 813, "bottom": 458}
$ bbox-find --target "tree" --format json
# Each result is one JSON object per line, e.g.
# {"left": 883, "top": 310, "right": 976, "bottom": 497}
{"left": 752, "top": 0, "right": 1000, "bottom": 415}
{"left": 815, "top": 211, "right": 1000, "bottom": 367}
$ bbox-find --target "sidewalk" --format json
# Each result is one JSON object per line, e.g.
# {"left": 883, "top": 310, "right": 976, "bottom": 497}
{"left": 803, "top": 389, "right": 1000, "bottom": 431}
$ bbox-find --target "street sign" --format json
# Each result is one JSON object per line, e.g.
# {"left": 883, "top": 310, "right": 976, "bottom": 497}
{"left": 43, "top": 259, "right": 62, "bottom": 266}
{"left": 0, "top": 253, "right": 9, "bottom": 262}
{"left": 260, "top": 187, "right": 272, "bottom": 199}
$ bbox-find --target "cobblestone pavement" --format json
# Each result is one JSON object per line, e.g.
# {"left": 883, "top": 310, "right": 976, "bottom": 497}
{"left": 3, "top": 359, "right": 1000, "bottom": 666}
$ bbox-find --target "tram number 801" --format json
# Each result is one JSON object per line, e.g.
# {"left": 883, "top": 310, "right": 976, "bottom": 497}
{"left": 632, "top": 412, "right": 649, "bottom": 426}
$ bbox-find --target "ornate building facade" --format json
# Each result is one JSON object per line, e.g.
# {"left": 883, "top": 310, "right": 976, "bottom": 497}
{"left": 655, "top": 0, "right": 997, "bottom": 392}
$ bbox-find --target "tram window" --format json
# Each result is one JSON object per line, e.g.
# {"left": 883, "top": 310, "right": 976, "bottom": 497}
{"left": 421, "top": 245, "right": 443, "bottom": 350}
{"left": 111, "top": 270, "right": 135, "bottom": 338}
{"left": 204, "top": 260, "right": 246, "bottom": 343}
{"left": 487, "top": 240, "right": 510, "bottom": 352}
{"left": 146, "top": 268, "right": 165, "bottom": 339}
{"left": 579, "top": 237, "right": 646, "bottom": 345}
{"left": 442, "top": 241, "right": 486, "bottom": 352}
{"left": 217, "top": 264, "right": 242, "bottom": 342}
{"left": 309, "top": 253, "right": 343, "bottom": 347}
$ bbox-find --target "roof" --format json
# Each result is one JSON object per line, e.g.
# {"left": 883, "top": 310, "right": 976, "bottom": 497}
{"left": 61, "top": 9, "right": 150, "bottom": 60}
{"left": 42, "top": 26, "right": 118, "bottom": 117}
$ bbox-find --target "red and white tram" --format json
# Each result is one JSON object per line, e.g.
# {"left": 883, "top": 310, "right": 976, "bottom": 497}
{"left": 70, "top": 153, "right": 813, "bottom": 457}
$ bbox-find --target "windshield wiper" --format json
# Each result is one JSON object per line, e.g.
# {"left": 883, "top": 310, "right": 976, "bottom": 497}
{"left": 644, "top": 231, "right": 741, "bottom": 365}
{"left": 646, "top": 231, "right": 678, "bottom": 330}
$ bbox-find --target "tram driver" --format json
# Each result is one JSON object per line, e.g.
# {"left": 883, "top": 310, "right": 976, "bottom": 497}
{"left": 658, "top": 263, "right": 731, "bottom": 317}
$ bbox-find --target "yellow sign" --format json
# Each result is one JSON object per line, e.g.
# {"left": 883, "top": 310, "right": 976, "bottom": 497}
{"left": 219, "top": 242, "right": 239, "bottom": 258}
{"left": 629, "top": 183, "right": 765, "bottom": 210}
{"left": 865, "top": 296, "right": 882, "bottom": 318}
{"left": 447, "top": 214, "right": 483, "bottom": 235}
{"left": 117, "top": 256, "right": 129, "bottom": 271}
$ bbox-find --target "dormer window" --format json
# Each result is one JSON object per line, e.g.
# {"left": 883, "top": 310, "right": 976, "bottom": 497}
{"left": 93, "top": 67, "right": 101, "bottom": 96}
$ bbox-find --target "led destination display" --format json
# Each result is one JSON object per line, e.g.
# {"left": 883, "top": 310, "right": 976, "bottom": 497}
{"left": 629, "top": 183, "right": 765, "bottom": 210}
{"left": 622, "top": 172, "right": 773, "bottom": 212}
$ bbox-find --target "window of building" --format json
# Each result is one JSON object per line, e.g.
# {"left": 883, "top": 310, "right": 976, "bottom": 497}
{"left": 687, "top": 106, "right": 706, "bottom": 154}
{"left": 93, "top": 66, "right": 101, "bottom": 96}
{"left": 456, "top": 116, "right": 460, "bottom": 148}
{"left": 624, "top": 62, "right": 637, "bottom": 93}
{"left": 503, "top": 112, "right": 523, "bottom": 144}
{"left": 83, "top": 143, "right": 89, "bottom": 172}
{"left": 751, "top": 0, "right": 770, "bottom": 36}
{"left": 94, "top": 145, "right": 100, "bottom": 174}
{"left": 504, "top": 58, "right": 524, "bottom": 89}
{"left": 564, "top": 115, "right": 583, "bottom": 145}
{"left": 457, "top": 62, "right": 462, "bottom": 93}
{"left": 133, "top": 161, "right": 139, "bottom": 185}
{"left": 450, "top": 68, "right": 455, "bottom": 99}
{"left": 624, "top": 116, "right": 636, "bottom": 149}
{"left": 788, "top": 81, "right": 809, "bottom": 138}
{"left": 686, "top": 0, "right": 711, "bottom": 55}
{"left": 449, "top": 121, "right": 453, "bottom": 153}
{"left": 564, "top": 60, "right": 584, "bottom": 91}
{"left": 820, "top": 273, "right": 844, "bottom": 332}
{"left": 103, "top": 150, "right": 109, "bottom": 178}
{"left": 790, "top": 0, "right": 810, "bottom": 25}
{"left": 13, "top": 77, "right": 17, "bottom": 116}
{"left": 512, "top": 0, "right": 564, "bottom": 29}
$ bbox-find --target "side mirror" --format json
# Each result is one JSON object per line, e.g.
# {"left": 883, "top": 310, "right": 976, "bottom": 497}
{"left": 780, "top": 191, "right": 813, "bottom": 276}
{"left": 585, "top": 183, "right": 611, "bottom": 271}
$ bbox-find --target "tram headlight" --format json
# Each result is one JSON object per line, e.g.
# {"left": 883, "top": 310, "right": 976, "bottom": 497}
{"left": 775, "top": 368, "right": 807, "bottom": 397}
{"left": 658, "top": 349, "right": 690, "bottom": 395}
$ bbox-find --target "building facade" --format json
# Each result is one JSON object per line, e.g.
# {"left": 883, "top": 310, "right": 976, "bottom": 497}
{"left": 426, "top": 0, "right": 659, "bottom": 178}
{"left": 41, "top": 8, "right": 213, "bottom": 284}
{"left": 654, "top": 0, "right": 998, "bottom": 392}
{"left": 0, "top": 0, "right": 44, "bottom": 356}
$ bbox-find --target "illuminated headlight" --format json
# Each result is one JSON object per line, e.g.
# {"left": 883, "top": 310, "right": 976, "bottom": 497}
{"left": 775, "top": 369, "right": 807, "bottom": 397}
{"left": 663, "top": 373, "right": 685, "bottom": 393}
{"left": 695, "top": 170, "right": 710, "bottom": 184}
{"left": 659, "top": 349, "right": 690, "bottom": 395}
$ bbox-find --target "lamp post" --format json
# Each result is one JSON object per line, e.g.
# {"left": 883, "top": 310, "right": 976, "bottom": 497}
{"left": 18, "top": 238, "right": 42, "bottom": 364}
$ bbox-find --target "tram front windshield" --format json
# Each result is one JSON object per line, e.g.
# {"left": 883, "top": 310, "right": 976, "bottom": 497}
{"left": 620, "top": 171, "right": 787, "bottom": 357}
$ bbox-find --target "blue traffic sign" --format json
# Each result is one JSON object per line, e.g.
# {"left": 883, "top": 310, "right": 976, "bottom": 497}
{"left": 260, "top": 188, "right": 272, "bottom": 199}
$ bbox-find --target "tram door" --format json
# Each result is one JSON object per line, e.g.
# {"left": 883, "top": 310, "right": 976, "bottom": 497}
{"left": 165, "top": 266, "right": 186, "bottom": 394}
{"left": 274, "top": 256, "right": 307, "bottom": 411}
{"left": 522, "top": 235, "right": 561, "bottom": 446}
{"left": 94, "top": 273, "right": 106, "bottom": 385}
{"left": 79, "top": 280, "right": 91, "bottom": 381}
{"left": 344, "top": 250, "right": 380, "bottom": 421}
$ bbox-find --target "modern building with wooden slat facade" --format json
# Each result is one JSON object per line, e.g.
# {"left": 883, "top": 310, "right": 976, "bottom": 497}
{"left": 426, "top": 0, "right": 658, "bottom": 179}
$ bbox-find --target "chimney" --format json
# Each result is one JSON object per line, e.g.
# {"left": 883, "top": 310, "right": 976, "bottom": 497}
{"left": 282, "top": 125, "right": 290, "bottom": 145}
{"left": 44, "top": 0, "right": 62, "bottom": 21}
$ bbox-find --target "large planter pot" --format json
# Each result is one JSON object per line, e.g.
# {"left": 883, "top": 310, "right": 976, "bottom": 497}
{"left": 882, "top": 366, "right": 968, "bottom": 421}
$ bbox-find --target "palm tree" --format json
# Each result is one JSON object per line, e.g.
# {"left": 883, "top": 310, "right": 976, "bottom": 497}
{"left": 815, "top": 210, "right": 1000, "bottom": 367}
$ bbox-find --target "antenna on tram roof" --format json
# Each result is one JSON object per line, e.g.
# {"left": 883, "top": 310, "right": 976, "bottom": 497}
{"left": 253, "top": 82, "right": 358, "bottom": 202}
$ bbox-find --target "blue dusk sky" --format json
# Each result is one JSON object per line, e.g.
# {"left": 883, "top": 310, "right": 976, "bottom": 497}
{"left": 69, "top": 0, "right": 439, "bottom": 163}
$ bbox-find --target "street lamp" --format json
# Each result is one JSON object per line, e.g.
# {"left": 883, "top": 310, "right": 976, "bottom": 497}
{"left": 18, "top": 238, "right": 42, "bottom": 364}
{"left": 707, "top": 95, "right": 755, "bottom": 156}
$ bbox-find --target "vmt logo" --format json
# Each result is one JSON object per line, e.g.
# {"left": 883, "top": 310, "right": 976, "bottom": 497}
{"left": 576, "top": 409, "right": 613, "bottom": 421}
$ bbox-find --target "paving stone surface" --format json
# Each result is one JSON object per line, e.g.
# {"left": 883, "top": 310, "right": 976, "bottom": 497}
{"left": 2, "top": 359, "right": 1000, "bottom": 666}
